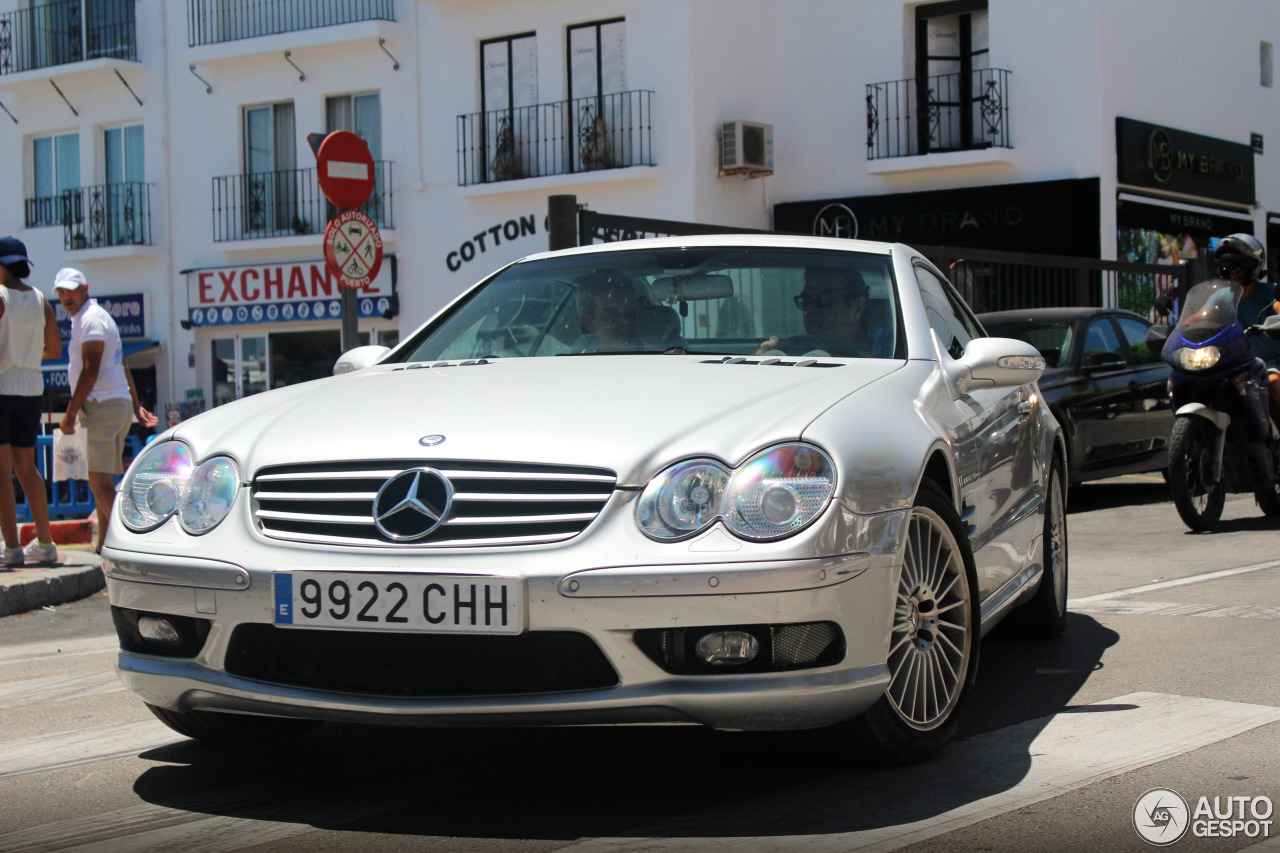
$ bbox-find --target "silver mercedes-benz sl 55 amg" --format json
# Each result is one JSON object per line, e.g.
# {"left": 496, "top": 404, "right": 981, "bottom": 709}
{"left": 104, "top": 235, "right": 1067, "bottom": 763}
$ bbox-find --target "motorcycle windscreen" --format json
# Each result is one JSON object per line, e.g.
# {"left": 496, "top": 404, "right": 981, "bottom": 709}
{"left": 1174, "top": 279, "right": 1242, "bottom": 343}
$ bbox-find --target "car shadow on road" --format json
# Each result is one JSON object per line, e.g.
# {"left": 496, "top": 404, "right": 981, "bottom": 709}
{"left": 129, "top": 614, "right": 1121, "bottom": 844}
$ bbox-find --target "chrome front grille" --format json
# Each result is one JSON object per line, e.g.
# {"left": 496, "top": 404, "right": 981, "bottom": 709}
{"left": 252, "top": 460, "right": 616, "bottom": 547}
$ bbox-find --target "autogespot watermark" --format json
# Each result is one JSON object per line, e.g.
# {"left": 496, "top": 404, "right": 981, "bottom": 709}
{"left": 1133, "top": 788, "right": 1274, "bottom": 845}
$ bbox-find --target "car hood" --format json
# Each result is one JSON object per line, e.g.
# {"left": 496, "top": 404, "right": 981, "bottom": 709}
{"left": 173, "top": 356, "right": 904, "bottom": 485}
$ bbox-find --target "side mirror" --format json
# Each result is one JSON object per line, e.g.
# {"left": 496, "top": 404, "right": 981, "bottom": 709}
{"left": 1082, "top": 351, "right": 1127, "bottom": 373}
{"left": 1145, "top": 324, "right": 1172, "bottom": 355}
{"left": 334, "top": 345, "right": 391, "bottom": 376}
{"left": 952, "top": 337, "right": 1045, "bottom": 392}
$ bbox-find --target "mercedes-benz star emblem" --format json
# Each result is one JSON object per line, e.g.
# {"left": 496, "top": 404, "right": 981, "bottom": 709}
{"left": 373, "top": 468, "right": 453, "bottom": 541}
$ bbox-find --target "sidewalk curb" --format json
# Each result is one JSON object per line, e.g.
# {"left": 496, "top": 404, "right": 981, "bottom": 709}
{"left": 19, "top": 519, "right": 95, "bottom": 547}
{"left": 0, "top": 562, "right": 105, "bottom": 617}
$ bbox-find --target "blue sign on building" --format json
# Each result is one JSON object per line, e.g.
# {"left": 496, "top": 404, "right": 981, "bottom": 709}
{"left": 54, "top": 293, "right": 147, "bottom": 341}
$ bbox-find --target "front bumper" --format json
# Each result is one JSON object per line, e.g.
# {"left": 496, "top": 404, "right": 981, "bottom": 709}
{"left": 105, "top": 547, "right": 900, "bottom": 732}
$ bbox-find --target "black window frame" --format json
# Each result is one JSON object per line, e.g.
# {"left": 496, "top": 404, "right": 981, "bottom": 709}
{"left": 480, "top": 30, "right": 537, "bottom": 116}
{"left": 914, "top": 0, "right": 989, "bottom": 154}
{"left": 566, "top": 16, "right": 624, "bottom": 103}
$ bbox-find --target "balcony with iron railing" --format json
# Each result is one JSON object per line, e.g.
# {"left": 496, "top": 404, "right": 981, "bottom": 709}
{"left": 212, "top": 162, "right": 393, "bottom": 242}
{"left": 866, "top": 68, "right": 1011, "bottom": 160}
{"left": 24, "top": 182, "right": 154, "bottom": 251}
{"left": 187, "top": 0, "right": 395, "bottom": 47}
{"left": 457, "top": 90, "right": 654, "bottom": 187}
{"left": 0, "top": 0, "right": 136, "bottom": 76}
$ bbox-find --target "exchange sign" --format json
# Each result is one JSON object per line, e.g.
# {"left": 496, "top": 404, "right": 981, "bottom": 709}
{"left": 324, "top": 210, "right": 384, "bottom": 290}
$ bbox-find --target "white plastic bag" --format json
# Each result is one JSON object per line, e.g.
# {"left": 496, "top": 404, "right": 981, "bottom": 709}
{"left": 53, "top": 429, "right": 89, "bottom": 482}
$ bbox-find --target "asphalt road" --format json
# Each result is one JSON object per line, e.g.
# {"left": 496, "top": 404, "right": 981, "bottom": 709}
{"left": 1, "top": 473, "right": 1277, "bottom": 853}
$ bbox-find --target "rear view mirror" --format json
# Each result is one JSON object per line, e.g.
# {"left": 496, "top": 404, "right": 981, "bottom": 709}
{"left": 334, "top": 345, "right": 390, "bottom": 375}
{"left": 649, "top": 274, "right": 734, "bottom": 303}
{"left": 952, "top": 336, "right": 1045, "bottom": 392}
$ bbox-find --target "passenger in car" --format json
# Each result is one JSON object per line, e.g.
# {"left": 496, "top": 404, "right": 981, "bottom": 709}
{"left": 757, "top": 269, "right": 890, "bottom": 358}
{"left": 572, "top": 269, "right": 684, "bottom": 353}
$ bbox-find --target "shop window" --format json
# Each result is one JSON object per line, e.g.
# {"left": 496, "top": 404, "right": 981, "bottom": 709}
{"left": 212, "top": 335, "right": 266, "bottom": 406}
{"left": 479, "top": 32, "right": 537, "bottom": 181}
{"left": 28, "top": 132, "right": 79, "bottom": 228}
{"left": 269, "top": 330, "right": 340, "bottom": 389}
{"left": 243, "top": 102, "right": 297, "bottom": 234}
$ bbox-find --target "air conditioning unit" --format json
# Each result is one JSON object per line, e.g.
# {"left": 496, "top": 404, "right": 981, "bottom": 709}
{"left": 721, "top": 121, "right": 773, "bottom": 172}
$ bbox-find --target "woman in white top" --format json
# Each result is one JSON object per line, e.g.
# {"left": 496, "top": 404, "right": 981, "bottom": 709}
{"left": 0, "top": 237, "right": 62, "bottom": 568}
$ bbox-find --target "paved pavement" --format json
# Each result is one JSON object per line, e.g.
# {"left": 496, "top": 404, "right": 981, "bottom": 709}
{"left": 0, "top": 546, "right": 104, "bottom": 618}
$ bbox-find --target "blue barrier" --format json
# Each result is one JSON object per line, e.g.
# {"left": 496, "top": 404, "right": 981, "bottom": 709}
{"left": 15, "top": 433, "right": 143, "bottom": 522}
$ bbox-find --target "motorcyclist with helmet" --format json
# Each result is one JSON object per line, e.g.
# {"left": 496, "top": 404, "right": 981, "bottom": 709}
{"left": 1215, "top": 233, "right": 1280, "bottom": 432}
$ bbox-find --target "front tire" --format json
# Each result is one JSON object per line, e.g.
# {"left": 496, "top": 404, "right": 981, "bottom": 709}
{"left": 1168, "top": 417, "right": 1225, "bottom": 531}
{"left": 839, "top": 479, "right": 978, "bottom": 764}
{"left": 147, "top": 703, "right": 322, "bottom": 745}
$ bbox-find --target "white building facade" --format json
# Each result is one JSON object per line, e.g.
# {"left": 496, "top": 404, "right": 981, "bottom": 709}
{"left": 1, "top": 0, "right": 1277, "bottom": 415}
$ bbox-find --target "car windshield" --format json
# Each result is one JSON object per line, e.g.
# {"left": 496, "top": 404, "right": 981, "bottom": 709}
{"left": 981, "top": 320, "right": 1073, "bottom": 368}
{"left": 392, "top": 247, "right": 901, "bottom": 361}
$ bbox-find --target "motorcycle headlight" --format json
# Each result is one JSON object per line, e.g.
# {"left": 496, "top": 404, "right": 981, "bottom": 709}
{"left": 178, "top": 457, "right": 240, "bottom": 534}
{"left": 1173, "top": 346, "right": 1221, "bottom": 371}
{"left": 636, "top": 444, "right": 836, "bottom": 542}
{"left": 119, "top": 441, "right": 194, "bottom": 531}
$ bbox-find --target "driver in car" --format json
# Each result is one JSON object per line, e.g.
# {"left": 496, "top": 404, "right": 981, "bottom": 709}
{"left": 757, "top": 268, "right": 884, "bottom": 357}
{"left": 573, "top": 269, "right": 645, "bottom": 352}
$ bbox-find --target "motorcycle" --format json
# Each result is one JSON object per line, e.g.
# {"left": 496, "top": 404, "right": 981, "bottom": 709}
{"left": 1147, "top": 279, "right": 1280, "bottom": 531}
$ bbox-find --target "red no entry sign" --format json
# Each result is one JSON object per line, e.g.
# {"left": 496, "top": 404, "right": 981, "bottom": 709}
{"left": 316, "top": 130, "right": 376, "bottom": 211}
{"left": 324, "top": 210, "right": 383, "bottom": 289}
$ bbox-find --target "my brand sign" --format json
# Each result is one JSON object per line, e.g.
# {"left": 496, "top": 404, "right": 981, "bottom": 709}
{"left": 1117, "top": 117, "right": 1255, "bottom": 205}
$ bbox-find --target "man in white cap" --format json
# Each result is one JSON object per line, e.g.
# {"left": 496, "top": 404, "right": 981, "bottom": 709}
{"left": 54, "top": 268, "right": 158, "bottom": 553}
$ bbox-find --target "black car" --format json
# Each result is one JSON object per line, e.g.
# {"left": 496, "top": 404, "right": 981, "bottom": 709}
{"left": 978, "top": 307, "right": 1173, "bottom": 485}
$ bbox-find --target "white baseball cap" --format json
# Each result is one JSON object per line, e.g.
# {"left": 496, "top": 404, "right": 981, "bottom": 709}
{"left": 53, "top": 267, "right": 87, "bottom": 290}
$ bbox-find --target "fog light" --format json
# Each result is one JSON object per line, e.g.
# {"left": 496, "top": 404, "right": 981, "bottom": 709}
{"left": 695, "top": 630, "right": 759, "bottom": 666}
{"left": 137, "top": 616, "right": 182, "bottom": 647}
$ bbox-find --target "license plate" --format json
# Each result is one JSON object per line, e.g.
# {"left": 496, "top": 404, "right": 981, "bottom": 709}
{"left": 273, "top": 572, "right": 523, "bottom": 634}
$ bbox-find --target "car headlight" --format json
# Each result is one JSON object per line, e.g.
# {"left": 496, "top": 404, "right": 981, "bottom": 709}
{"left": 119, "top": 441, "right": 241, "bottom": 534}
{"left": 1172, "top": 345, "right": 1221, "bottom": 371}
{"left": 636, "top": 444, "right": 836, "bottom": 542}
{"left": 178, "top": 457, "right": 240, "bottom": 534}
{"left": 120, "top": 441, "right": 194, "bottom": 531}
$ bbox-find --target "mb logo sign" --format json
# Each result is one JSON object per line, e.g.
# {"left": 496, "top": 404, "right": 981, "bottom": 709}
{"left": 813, "top": 203, "right": 859, "bottom": 239}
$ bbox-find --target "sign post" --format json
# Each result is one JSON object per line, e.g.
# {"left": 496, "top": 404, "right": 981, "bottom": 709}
{"left": 312, "top": 131, "right": 378, "bottom": 353}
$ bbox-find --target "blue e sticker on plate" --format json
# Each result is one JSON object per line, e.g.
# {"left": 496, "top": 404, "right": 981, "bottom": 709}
{"left": 274, "top": 573, "right": 293, "bottom": 624}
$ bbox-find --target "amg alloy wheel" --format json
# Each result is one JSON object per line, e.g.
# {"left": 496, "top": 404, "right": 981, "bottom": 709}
{"left": 841, "top": 479, "right": 978, "bottom": 763}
